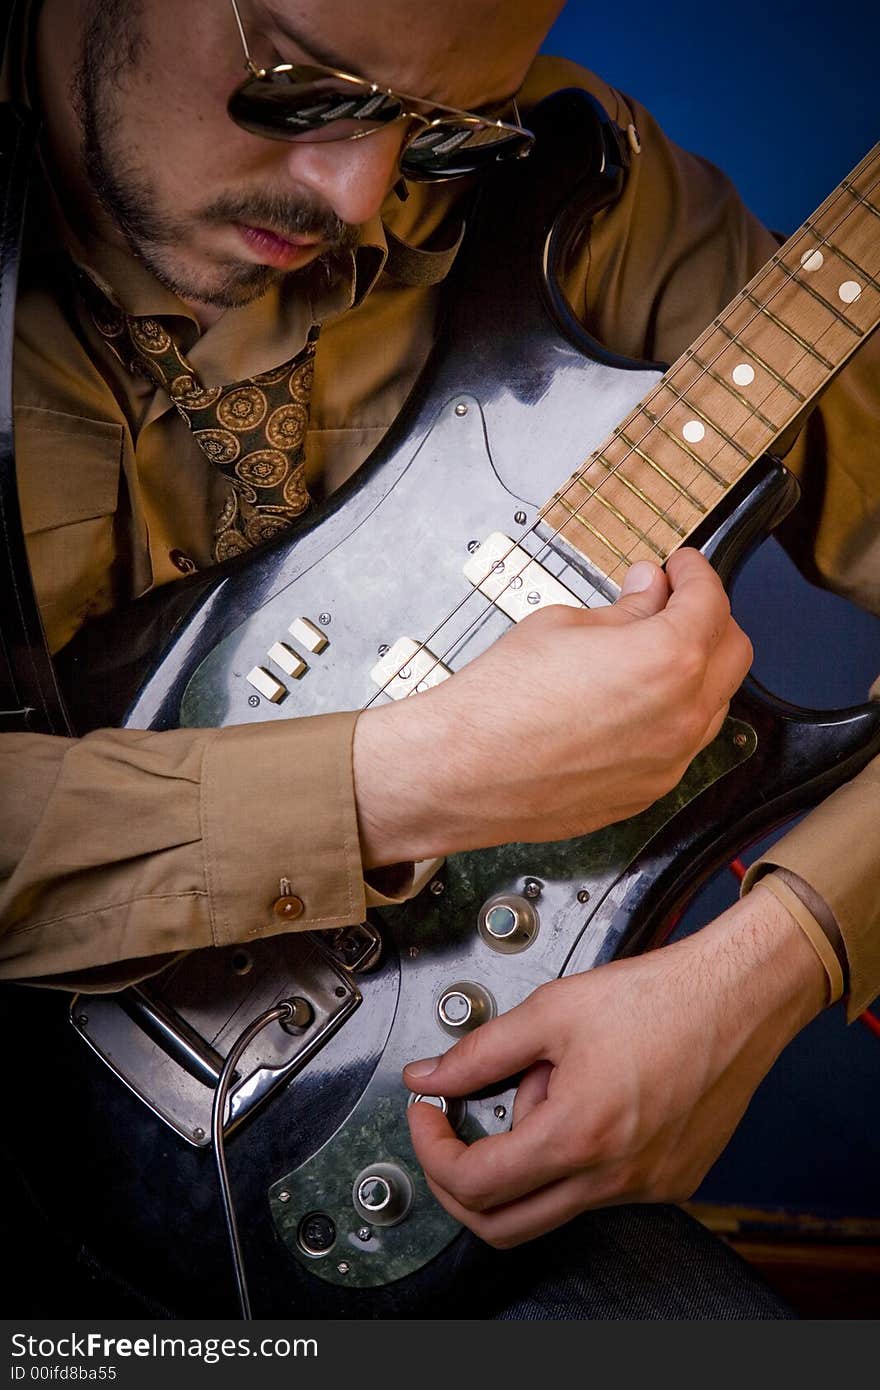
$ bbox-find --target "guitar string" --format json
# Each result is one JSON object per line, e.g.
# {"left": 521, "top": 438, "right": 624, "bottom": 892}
{"left": 550, "top": 160, "right": 880, "bottom": 600}
{"left": 363, "top": 154, "right": 880, "bottom": 707}
{"left": 207, "top": 165, "right": 873, "bottom": 1312}
{"left": 523, "top": 153, "right": 880, "bottom": 597}
{"left": 360, "top": 152, "right": 880, "bottom": 710}
{"left": 362, "top": 156, "right": 880, "bottom": 708}
{"left": 210, "top": 170, "right": 879, "bottom": 1316}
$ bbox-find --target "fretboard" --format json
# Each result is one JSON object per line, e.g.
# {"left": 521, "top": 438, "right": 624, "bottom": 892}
{"left": 541, "top": 144, "right": 880, "bottom": 582}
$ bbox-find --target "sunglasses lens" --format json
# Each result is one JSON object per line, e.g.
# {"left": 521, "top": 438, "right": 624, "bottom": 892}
{"left": 400, "top": 120, "right": 531, "bottom": 179}
{"left": 228, "top": 71, "right": 534, "bottom": 179}
{"left": 229, "top": 71, "right": 404, "bottom": 141}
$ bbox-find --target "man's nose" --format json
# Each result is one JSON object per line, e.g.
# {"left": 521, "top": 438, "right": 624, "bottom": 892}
{"left": 282, "top": 123, "right": 408, "bottom": 227}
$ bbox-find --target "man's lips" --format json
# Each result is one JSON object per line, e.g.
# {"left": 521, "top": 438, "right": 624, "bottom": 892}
{"left": 235, "top": 223, "right": 325, "bottom": 269}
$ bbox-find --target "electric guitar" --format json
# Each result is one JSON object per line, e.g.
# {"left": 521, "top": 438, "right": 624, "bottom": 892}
{"left": 3, "top": 91, "right": 879, "bottom": 1317}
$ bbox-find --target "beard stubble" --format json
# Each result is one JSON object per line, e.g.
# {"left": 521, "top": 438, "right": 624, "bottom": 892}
{"left": 70, "top": 1, "right": 359, "bottom": 309}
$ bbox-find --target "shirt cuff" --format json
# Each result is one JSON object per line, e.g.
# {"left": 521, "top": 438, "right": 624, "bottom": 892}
{"left": 739, "top": 756, "right": 880, "bottom": 1020}
{"left": 364, "top": 862, "right": 416, "bottom": 907}
{"left": 202, "top": 711, "right": 367, "bottom": 945}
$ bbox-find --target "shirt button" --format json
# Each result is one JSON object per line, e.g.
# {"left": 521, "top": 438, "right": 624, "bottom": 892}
{"left": 273, "top": 895, "right": 304, "bottom": 921}
{"left": 170, "top": 548, "right": 198, "bottom": 575}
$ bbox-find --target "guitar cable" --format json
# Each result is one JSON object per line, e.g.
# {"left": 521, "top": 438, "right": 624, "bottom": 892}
{"left": 211, "top": 871, "right": 878, "bottom": 1322}
{"left": 211, "top": 998, "right": 296, "bottom": 1320}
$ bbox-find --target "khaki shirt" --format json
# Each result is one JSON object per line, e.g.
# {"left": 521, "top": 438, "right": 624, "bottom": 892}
{"left": 1, "top": 11, "right": 878, "bottom": 1017}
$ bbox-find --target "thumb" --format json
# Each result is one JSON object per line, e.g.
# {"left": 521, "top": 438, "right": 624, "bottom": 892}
{"left": 609, "top": 560, "right": 669, "bottom": 622}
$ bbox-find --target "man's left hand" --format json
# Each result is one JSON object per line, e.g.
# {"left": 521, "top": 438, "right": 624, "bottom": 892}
{"left": 403, "top": 885, "right": 828, "bottom": 1248}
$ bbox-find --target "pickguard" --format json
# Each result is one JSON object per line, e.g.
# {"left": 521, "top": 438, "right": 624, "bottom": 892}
{"left": 123, "top": 387, "right": 760, "bottom": 1289}
{"left": 269, "top": 715, "right": 756, "bottom": 1287}
{"left": 176, "top": 381, "right": 659, "bottom": 731}
{"left": 34, "top": 92, "right": 880, "bottom": 1313}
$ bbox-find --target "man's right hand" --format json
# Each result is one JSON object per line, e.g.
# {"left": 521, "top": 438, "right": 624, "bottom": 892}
{"left": 352, "top": 547, "right": 753, "bottom": 867}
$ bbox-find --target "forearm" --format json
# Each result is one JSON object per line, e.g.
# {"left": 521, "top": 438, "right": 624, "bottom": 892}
{"left": 699, "top": 881, "right": 828, "bottom": 1047}
{"left": 354, "top": 553, "right": 752, "bottom": 869}
{"left": 0, "top": 713, "right": 367, "bottom": 984}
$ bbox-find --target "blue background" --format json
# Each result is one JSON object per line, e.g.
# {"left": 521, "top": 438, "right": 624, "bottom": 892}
{"left": 543, "top": 3, "right": 880, "bottom": 1218}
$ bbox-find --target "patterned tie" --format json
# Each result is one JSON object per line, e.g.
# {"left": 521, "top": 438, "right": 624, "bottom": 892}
{"left": 86, "top": 285, "right": 316, "bottom": 562}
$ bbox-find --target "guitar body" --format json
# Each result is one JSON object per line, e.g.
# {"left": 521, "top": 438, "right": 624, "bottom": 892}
{"left": 3, "top": 92, "right": 879, "bottom": 1317}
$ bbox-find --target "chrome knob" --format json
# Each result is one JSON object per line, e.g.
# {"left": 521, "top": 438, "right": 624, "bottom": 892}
{"left": 477, "top": 894, "right": 539, "bottom": 953}
{"left": 352, "top": 1162, "right": 413, "bottom": 1226}
{"left": 436, "top": 981, "right": 495, "bottom": 1036}
{"left": 407, "top": 1091, "right": 467, "bottom": 1132}
{"left": 356, "top": 1174, "right": 393, "bottom": 1214}
{"left": 485, "top": 904, "right": 518, "bottom": 939}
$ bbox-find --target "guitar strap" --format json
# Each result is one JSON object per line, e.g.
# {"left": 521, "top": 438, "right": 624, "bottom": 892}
{"left": 0, "top": 86, "right": 629, "bottom": 743}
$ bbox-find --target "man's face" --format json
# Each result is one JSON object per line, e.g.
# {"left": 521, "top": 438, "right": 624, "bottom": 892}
{"left": 63, "top": 0, "right": 564, "bottom": 309}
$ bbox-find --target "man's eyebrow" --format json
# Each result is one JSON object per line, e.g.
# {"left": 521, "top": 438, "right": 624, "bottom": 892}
{"left": 256, "top": 6, "right": 521, "bottom": 114}
{"left": 260, "top": 6, "right": 359, "bottom": 74}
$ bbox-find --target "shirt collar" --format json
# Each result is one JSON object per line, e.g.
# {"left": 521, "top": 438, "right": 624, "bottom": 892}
{"left": 65, "top": 214, "right": 389, "bottom": 387}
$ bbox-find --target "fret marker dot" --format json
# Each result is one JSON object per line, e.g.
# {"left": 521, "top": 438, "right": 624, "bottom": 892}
{"left": 732, "top": 363, "right": 755, "bottom": 387}
{"left": 682, "top": 420, "right": 705, "bottom": 444}
{"left": 838, "top": 280, "right": 862, "bottom": 304}
{"left": 800, "top": 249, "right": 824, "bottom": 272}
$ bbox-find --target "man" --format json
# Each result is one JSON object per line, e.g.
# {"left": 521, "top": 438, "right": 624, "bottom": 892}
{"left": 1, "top": 0, "right": 878, "bottom": 1317}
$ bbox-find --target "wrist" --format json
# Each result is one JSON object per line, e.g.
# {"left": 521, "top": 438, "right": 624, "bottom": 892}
{"left": 757, "top": 872, "right": 845, "bottom": 1007}
{"left": 352, "top": 693, "right": 462, "bottom": 869}
{"left": 748, "top": 882, "right": 830, "bottom": 1024}
{"left": 690, "top": 885, "right": 828, "bottom": 1046}
{"left": 761, "top": 866, "right": 848, "bottom": 995}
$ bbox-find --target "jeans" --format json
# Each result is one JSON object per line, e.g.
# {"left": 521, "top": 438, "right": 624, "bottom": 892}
{"left": 4, "top": 1126, "right": 792, "bottom": 1319}
{"left": 430, "top": 1205, "right": 795, "bottom": 1320}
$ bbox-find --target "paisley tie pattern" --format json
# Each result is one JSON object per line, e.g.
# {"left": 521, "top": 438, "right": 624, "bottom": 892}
{"left": 85, "top": 284, "right": 317, "bottom": 562}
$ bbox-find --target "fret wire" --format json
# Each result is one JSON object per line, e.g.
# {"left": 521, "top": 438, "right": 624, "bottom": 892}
{"left": 615, "top": 428, "right": 708, "bottom": 511}
{"left": 592, "top": 455, "right": 689, "bottom": 536}
{"left": 550, "top": 496, "right": 634, "bottom": 565}
{"left": 713, "top": 320, "right": 806, "bottom": 399}
{"left": 362, "top": 154, "right": 880, "bottom": 709}
{"left": 777, "top": 258, "right": 866, "bottom": 334}
{"left": 802, "top": 220, "right": 880, "bottom": 293}
{"left": 654, "top": 385, "right": 750, "bottom": 467}
{"left": 812, "top": 147, "right": 880, "bottom": 219}
{"left": 743, "top": 292, "right": 836, "bottom": 368}
{"left": 841, "top": 178, "right": 880, "bottom": 219}
{"left": 567, "top": 469, "right": 670, "bottom": 553}
{"left": 537, "top": 160, "right": 880, "bottom": 591}
{"left": 557, "top": 159, "right": 880, "bottom": 543}
{"left": 548, "top": 162, "right": 879, "bottom": 563}
{"left": 684, "top": 350, "right": 779, "bottom": 431}
{"left": 588, "top": 486, "right": 668, "bottom": 557}
{"left": 640, "top": 407, "right": 729, "bottom": 484}
{"left": 542, "top": 163, "right": 880, "bottom": 586}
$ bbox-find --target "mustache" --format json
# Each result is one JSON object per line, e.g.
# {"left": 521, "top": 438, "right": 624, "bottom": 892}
{"left": 202, "top": 191, "right": 360, "bottom": 252}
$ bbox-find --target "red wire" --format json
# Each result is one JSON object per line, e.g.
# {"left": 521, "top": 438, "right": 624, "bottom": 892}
{"left": 729, "top": 857, "right": 748, "bottom": 883}
{"left": 860, "top": 1009, "right": 880, "bottom": 1039}
{"left": 726, "top": 858, "right": 878, "bottom": 1039}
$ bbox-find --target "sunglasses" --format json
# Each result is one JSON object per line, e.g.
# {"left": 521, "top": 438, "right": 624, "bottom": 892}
{"left": 227, "top": 0, "right": 535, "bottom": 182}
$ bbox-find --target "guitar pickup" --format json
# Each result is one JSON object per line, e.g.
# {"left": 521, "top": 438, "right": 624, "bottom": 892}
{"left": 370, "top": 637, "right": 452, "bottom": 700}
{"left": 463, "top": 532, "right": 582, "bottom": 621}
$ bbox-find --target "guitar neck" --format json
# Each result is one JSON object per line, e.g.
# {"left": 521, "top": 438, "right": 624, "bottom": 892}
{"left": 541, "top": 143, "right": 880, "bottom": 581}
